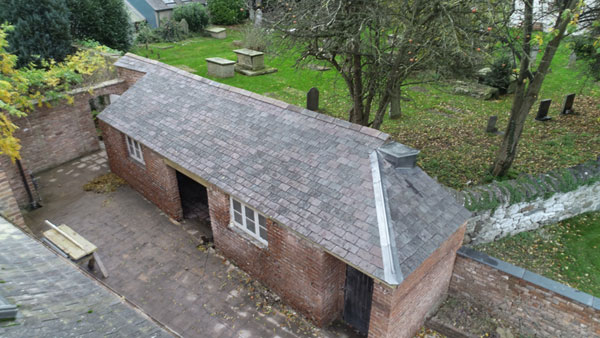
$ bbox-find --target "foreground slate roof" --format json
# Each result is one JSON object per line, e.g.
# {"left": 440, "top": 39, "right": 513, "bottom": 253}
{"left": 0, "top": 217, "right": 172, "bottom": 337}
{"left": 99, "top": 54, "right": 470, "bottom": 284}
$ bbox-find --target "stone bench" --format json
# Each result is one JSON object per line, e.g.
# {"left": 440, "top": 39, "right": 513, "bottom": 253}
{"left": 206, "top": 57, "right": 235, "bottom": 78}
{"left": 206, "top": 27, "right": 226, "bottom": 39}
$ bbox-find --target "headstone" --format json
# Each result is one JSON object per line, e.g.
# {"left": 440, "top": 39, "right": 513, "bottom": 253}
{"left": 255, "top": 9, "right": 263, "bottom": 27}
{"left": 568, "top": 52, "right": 577, "bottom": 68}
{"left": 389, "top": 91, "right": 401, "bottom": 119}
{"left": 561, "top": 93, "right": 575, "bottom": 115}
{"left": 180, "top": 19, "right": 189, "bottom": 35}
{"left": 533, "top": 22, "right": 544, "bottom": 31}
{"left": 530, "top": 45, "right": 539, "bottom": 62}
{"left": 486, "top": 116, "right": 499, "bottom": 133}
{"left": 307, "top": 87, "right": 319, "bottom": 111}
{"left": 535, "top": 99, "right": 552, "bottom": 121}
{"left": 249, "top": 9, "right": 255, "bottom": 21}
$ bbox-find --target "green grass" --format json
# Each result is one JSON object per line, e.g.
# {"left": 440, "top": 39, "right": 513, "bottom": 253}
{"left": 131, "top": 26, "right": 600, "bottom": 189}
{"left": 475, "top": 212, "right": 600, "bottom": 297}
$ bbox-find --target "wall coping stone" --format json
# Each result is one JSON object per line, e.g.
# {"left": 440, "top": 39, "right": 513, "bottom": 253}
{"left": 458, "top": 246, "right": 600, "bottom": 310}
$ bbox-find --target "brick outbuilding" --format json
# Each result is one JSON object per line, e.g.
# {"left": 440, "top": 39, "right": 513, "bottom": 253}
{"left": 98, "top": 54, "right": 470, "bottom": 337}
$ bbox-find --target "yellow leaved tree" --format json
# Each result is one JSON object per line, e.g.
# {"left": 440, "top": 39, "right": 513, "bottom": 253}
{"left": 0, "top": 24, "right": 107, "bottom": 161}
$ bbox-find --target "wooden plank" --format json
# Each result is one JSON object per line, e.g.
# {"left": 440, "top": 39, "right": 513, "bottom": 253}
{"left": 92, "top": 252, "right": 109, "bottom": 278}
{"left": 43, "top": 225, "right": 96, "bottom": 260}
{"left": 163, "top": 158, "right": 210, "bottom": 187}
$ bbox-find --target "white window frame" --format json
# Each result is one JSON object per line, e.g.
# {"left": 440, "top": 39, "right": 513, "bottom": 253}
{"left": 125, "top": 135, "right": 145, "bottom": 164}
{"left": 230, "top": 197, "right": 268, "bottom": 245}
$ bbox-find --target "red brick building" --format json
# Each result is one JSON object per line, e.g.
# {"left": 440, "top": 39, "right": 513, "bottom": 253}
{"left": 99, "top": 54, "right": 470, "bottom": 337}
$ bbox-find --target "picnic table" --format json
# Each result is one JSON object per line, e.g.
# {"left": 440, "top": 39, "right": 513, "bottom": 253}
{"left": 43, "top": 220, "right": 108, "bottom": 278}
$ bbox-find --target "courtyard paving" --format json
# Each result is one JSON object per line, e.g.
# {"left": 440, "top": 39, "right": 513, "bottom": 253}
{"left": 23, "top": 150, "right": 360, "bottom": 338}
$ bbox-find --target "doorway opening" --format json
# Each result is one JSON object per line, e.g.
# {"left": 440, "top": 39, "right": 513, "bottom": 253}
{"left": 343, "top": 265, "right": 374, "bottom": 336}
{"left": 176, "top": 171, "right": 212, "bottom": 242}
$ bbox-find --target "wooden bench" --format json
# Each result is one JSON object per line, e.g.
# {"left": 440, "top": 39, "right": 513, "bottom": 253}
{"left": 43, "top": 220, "right": 108, "bottom": 278}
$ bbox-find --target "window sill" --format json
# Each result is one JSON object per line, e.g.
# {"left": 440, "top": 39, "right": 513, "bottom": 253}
{"left": 228, "top": 223, "right": 268, "bottom": 249}
{"left": 128, "top": 156, "right": 146, "bottom": 167}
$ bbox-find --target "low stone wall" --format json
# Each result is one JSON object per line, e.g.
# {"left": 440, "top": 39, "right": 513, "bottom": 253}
{"left": 449, "top": 247, "right": 600, "bottom": 337}
{"left": 458, "top": 158, "right": 600, "bottom": 244}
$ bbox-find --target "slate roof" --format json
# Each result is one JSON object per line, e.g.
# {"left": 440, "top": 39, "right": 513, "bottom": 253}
{"left": 378, "top": 152, "right": 472, "bottom": 281}
{"left": 145, "top": 0, "right": 205, "bottom": 11}
{"left": 99, "top": 54, "right": 470, "bottom": 285}
{"left": 0, "top": 217, "right": 172, "bottom": 338}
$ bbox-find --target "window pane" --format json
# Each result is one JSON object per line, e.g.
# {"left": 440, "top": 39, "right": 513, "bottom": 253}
{"left": 245, "top": 207, "right": 254, "bottom": 220}
{"left": 246, "top": 219, "right": 255, "bottom": 232}
{"left": 232, "top": 199, "right": 241, "bottom": 212}
{"left": 258, "top": 215, "right": 266, "bottom": 227}
{"left": 234, "top": 211, "right": 243, "bottom": 225}
{"left": 259, "top": 226, "right": 267, "bottom": 240}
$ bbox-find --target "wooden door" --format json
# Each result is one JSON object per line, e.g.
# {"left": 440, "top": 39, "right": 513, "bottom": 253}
{"left": 343, "top": 265, "right": 374, "bottom": 335}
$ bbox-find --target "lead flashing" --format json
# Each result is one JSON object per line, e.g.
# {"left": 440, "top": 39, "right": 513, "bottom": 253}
{"left": 370, "top": 151, "right": 403, "bottom": 285}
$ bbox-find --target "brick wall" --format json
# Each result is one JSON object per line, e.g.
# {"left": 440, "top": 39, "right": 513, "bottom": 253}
{"left": 368, "top": 223, "right": 467, "bottom": 338}
{"left": 117, "top": 67, "right": 146, "bottom": 88}
{"left": 207, "top": 185, "right": 347, "bottom": 326}
{"left": 100, "top": 122, "right": 183, "bottom": 220}
{"left": 449, "top": 253, "right": 600, "bottom": 337}
{"left": 0, "top": 168, "right": 26, "bottom": 230}
{"left": 1, "top": 80, "right": 129, "bottom": 207}
{"left": 14, "top": 80, "right": 129, "bottom": 175}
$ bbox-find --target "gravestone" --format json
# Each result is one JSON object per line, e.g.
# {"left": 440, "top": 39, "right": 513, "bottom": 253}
{"left": 530, "top": 45, "right": 539, "bottom": 62}
{"left": 255, "top": 9, "right": 263, "bottom": 27}
{"left": 206, "top": 57, "right": 236, "bottom": 78}
{"left": 389, "top": 91, "right": 402, "bottom": 119}
{"left": 486, "top": 116, "right": 499, "bottom": 133}
{"left": 307, "top": 87, "right": 319, "bottom": 111}
{"left": 535, "top": 99, "right": 552, "bottom": 121}
{"left": 561, "top": 93, "right": 575, "bottom": 115}
{"left": 568, "top": 52, "right": 577, "bottom": 68}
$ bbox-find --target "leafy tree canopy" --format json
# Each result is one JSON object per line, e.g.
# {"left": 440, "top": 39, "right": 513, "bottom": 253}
{"left": 0, "top": 25, "right": 107, "bottom": 160}
{"left": 0, "top": 0, "right": 73, "bottom": 68}
{"left": 67, "top": 0, "right": 133, "bottom": 52}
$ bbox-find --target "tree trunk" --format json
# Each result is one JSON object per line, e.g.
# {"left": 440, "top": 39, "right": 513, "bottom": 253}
{"left": 491, "top": 0, "right": 577, "bottom": 177}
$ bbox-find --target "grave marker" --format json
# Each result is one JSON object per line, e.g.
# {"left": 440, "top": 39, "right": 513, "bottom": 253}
{"left": 486, "top": 116, "right": 499, "bottom": 133}
{"left": 561, "top": 93, "right": 575, "bottom": 115}
{"left": 535, "top": 99, "right": 552, "bottom": 121}
{"left": 307, "top": 87, "right": 319, "bottom": 111}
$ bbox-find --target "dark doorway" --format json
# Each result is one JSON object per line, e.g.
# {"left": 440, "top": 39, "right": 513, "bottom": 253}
{"left": 176, "top": 171, "right": 212, "bottom": 241}
{"left": 343, "top": 265, "right": 374, "bottom": 336}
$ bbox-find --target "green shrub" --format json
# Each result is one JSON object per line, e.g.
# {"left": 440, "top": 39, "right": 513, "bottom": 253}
{"left": 173, "top": 3, "right": 209, "bottom": 32}
{"left": 155, "top": 20, "right": 187, "bottom": 42}
{"left": 66, "top": 0, "right": 133, "bottom": 52}
{"left": 207, "top": 0, "right": 247, "bottom": 25}
{"left": 135, "top": 22, "right": 159, "bottom": 44}
{"left": 570, "top": 33, "right": 600, "bottom": 80}
{"left": 0, "top": 0, "right": 73, "bottom": 67}
{"left": 482, "top": 54, "right": 512, "bottom": 93}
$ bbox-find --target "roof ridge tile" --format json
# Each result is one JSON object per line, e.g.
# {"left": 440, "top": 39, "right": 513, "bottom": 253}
{"left": 120, "top": 53, "right": 390, "bottom": 141}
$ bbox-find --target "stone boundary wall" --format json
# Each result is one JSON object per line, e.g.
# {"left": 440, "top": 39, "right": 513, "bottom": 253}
{"left": 456, "top": 157, "right": 600, "bottom": 244}
{"left": 449, "top": 247, "right": 600, "bottom": 337}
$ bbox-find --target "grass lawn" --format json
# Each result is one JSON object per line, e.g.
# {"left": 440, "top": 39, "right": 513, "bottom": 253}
{"left": 131, "top": 26, "right": 600, "bottom": 189}
{"left": 475, "top": 212, "right": 600, "bottom": 297}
